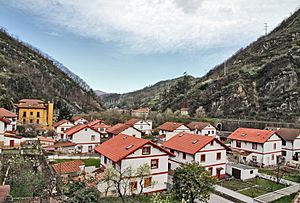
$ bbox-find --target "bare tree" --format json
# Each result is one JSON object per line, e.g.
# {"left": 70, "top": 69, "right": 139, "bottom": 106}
{"left": 136, "top": 164, "right": 151, "bottom": 195}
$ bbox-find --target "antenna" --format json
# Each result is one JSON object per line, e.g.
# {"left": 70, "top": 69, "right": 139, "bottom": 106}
{"left": 264, "top": 23, "right": 269, "bottom": 36}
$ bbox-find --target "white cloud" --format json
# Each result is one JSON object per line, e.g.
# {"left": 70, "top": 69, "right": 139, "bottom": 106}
{"left": 7, "top": 0, "right": 300, "bottom": 53}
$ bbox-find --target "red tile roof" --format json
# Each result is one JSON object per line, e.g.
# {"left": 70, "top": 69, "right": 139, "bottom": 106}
{"left": 52, "top": 160, "right": 84, "bottom": 174}
{"left": 87, "top": 120, "right": 102, "bottom": 127}
{"left": 276, "top": 128, "right": 300, "bottom": 141}
{"left": 53, "top": 119, "right": 70, "bottom": 128}
{"left": 0, "top": 117, "right": 11, "bottom": 124}
{"left": 18, "top": 99, "right": 46, "bottom": 109}
{"left": 0, "top": 108, "right": 16, "bottom": 118}
{"left": 65, "top": 124, "right": 99, "bottom": 136}
{"left": 228, "top": 128, "right": 277, "bottom": 144}
{"left": 95, "top": 134, "right": 174, "bottom": 162}
{"left": 38, "top": 136, "right": 56, "bottom": 143}
{"left": 107, "top": 123, "right": 131, "bottom": 135}
{"left": 0, "top": 185, "right": 10, "bottom": 203}
{"left": 92, "top": 123, "right": 111, "bottom": 129}
{"left": 159, "top": 122, "right": 185, "bottom": 131}
{"left": 70, "top": 116, "right": 87, "bottom": 122}
{"left": 162, "top": 132, "right": 227, "bottom": 154}
{"left": 187, "top": 122, "right": 211, "bottom": 130}
{"left": 4, "top": 133, "right": 22, "bottom": 139}
{"left": 125, "top": 118, "right": 141, "bottom": 126}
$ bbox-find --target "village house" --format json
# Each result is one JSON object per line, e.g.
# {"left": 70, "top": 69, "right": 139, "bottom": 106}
{"left": 0, "top": 118, "right": 21, "bottom": 148}
{"left": 38, "top": 136, "right": 56, "bottom": 147}
{"left": 162, "top": 132, "right": 228, "bottom": 178}
{"left": 53, "top": 119, "right": 75, "bottom": 140}
{"left": 52, "top": 160, "right": 85, "bottom": 177}
{"left": 187, "top": 122, "right": 219, "bottom": 139}
{"left": 87, "top": 119, "right": 103, "bottom": 127}
{"left": 131, "top": 108, "right": 150, "bottom": 118}
{"left": 91, "top": 123, "right": 111, "bottom": 137}
{"left": 125, "top": 118, "right": 153, "bottom": 135}
{"left": 180, "top": 108, "right": 189, "bottom": 116}
{"left": 158, "top": 122, "right": 190, "bottom": 141}
{"left": 70, "top": 116, "right": 89, "bottom": 125}
{"left": 107, "top": 123, "right": 142, "bottom": 138}
{"left": 17, "top": 99, "right": 54, "bottom": 129}
{"left": 276, "top": 128, "right": 300, "bottom": 161}
{"left": 0, "top": 108, "right": 17, "bottom": 131}
{"left": 65, "top": 124, "right": 101, "bottom": 153}
{"left": 43, "top": 141, "right": 77, "bottom": 153}
{"left": 228, "top": 128, "right": 283, "bottom": 166}
{"left": 95, "top": 134, "right": 174, "bottom": 195}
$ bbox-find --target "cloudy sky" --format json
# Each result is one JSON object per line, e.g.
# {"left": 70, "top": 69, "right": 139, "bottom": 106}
{"left": 0, "top": 1, "right": 299, "bottom": 93}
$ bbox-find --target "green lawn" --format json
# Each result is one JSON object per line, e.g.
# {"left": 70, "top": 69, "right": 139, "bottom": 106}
{"left": 219, "top": 178, "right": 286, "bottom": 198}
{"left": 259, "top": 168, "right": 300, "bottom": 183}
{"left": 271, "top": 193, "right": 297, "bottom": 203}
{"left": 53, "top": 158, "right": 100, "bottom": 167}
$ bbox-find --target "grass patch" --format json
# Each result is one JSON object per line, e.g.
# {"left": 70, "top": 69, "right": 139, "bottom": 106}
{"left": 53, "top": 159, "right": 100, "bottom": 167}
{"left": 219, "top": 178, "right": 286, "bottom": 198}
{"left": 271, "top": 193, "right": 297, "bottom": 203}
{"left": 259, "top": 168, "right": 300, "bottom": 183}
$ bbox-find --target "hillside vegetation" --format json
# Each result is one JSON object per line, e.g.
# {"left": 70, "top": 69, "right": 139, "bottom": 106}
{"left": 0, "top": 28, "right": 103, "bottom": 112}
{"left": 102, "top": 8, "right": 300, "bottom": 122}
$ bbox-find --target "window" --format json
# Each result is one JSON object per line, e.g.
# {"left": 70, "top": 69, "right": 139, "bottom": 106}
{"left": 91, "top": 135, "right": 95, "bottom": 141}
{"left": 37, "top": 112, "right": 40, "bottom": 117}
{"left": 212, "top": 131, "right": 215, "bottom": 134}
{"left": 85, "top": 128, "right": 88, "bottom": 131}
{"left": 23, "top": 112, "right": 26, "bottom": 117}
{"left": 252, "top": 156, "right": 257, "bottom": 162}
{"left": 252, "top": 143, "right": 257, "bottom": 150}
{"left": 88, "top": 146, "right": 93, "bottom": 152}
{"left": 30, "top": 112, "right": 33, "bottom": 116}
{"left": 23, "top": 119, "right": 26, "bottom": 124}
{"left": 210, "top": 141, "right": 214, "bottom": 146}
{"left": 250, "top": 170, "right": 253, "bottom": 174}
{"left": 271, "top": 154, "right": 275, "bottom": 160}
{"left": 200, "top": 154, "right": 206, "bottom": 162}
{"left": 151, "top": 159, "right": 159, "bottom": 169}
{"left": 130, "top": 181, "right": 137, "bottom": 191}
{"left": 236, "top": 141, "right": 241, "bottom": 148}
{"left": 142, "top": 146, "right": 151, "bottom": 155}
{"left": 36, "top": 119, "right": 40, "bottom": 124}
{"left": 208, "top": 167, "right": 213, "bottom": 175}
{"left": 273, "top": 143, "right": 277, "bottom": 150}
{"left": 282, "top": 151, "right": 287, "bottom": 156}
{"left": 30, "top": 119, "right": 33, "bottom": 123}
{"left": 61, "top": 128, "right": 64, "bottom": 132}
{"left": 170, "top": 149, "right": 175, "bottom": 154}
{"left": 144, "top": 177, "right": 152, "bottom": 188}
{"left": 104, "top": 156, "right": 107, "bottom": 164}
{"left": 182, "top": 152, "right": 186, "bottom": 160}
{"left": 282, "top": 140, "right": 286, "bottom": 146}
{"left": 208, "top": 131, "right": 210, "bottom": 134}
{"left": 216, "top": 152, "right": 221, "bottom": 160}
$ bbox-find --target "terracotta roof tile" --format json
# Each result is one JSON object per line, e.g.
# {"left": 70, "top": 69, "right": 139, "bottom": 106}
{"left": 187, "top": 122, "right": 211, "bottom": 130}
{"left": 4, "top": 133, "right": 22, "bottom": 139}
{"left": 87, "top": 120, "right": 102, "bottom": 127}
{"left": 65, "top": 124, "right": 99, "bottom": 136}
{"left": 95, "top": 134, "right": 174, "bottom": 162}
{"left": 92, "top": 123, "right": 111, "bottom": 129}
{"left": 18, "top": 99, "right": 46, "bottom": 109}
{"left": 44, "top": 141, "right": 76, "bottom": 149}
{"left": 38, "top": 136, "right": 56, "bottom": 143}
{"left": 276, "top": 128, "right": 300, "bottom": 141}
{"left": 0, "top": 108, "right": 16, "bottom": 118}
{"left": 52, "top": 160, "right": 84, "bottom": 174}
{"left": 124, "top": 118, "right": 141, "bottom": 126}
{"left": 70, "top": 116, "right": 88, "bottom": 122}
{"left": 107, "top": 123, "right": 131, "bottom": 135}
{"left": 162, "top": 132, "right": 226, "bottom": 154}
{"left": 159, "top": 122, "right": 185, "bottom": 131}
{"left": 0, "top": 117, "right": 11, "bottom": 124}
{"left": 0, "top": 185, "right": 10, "bottom": 203}
{"left": 53, "top": 119, "right": 70, "bottom": 128}
{"left": 228, "top": 128, "right": 277, "bottom": 144}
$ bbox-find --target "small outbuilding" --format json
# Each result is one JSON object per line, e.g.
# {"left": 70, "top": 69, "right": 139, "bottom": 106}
{"left": 226, "top": 162, "right": 258, "bottom": 180}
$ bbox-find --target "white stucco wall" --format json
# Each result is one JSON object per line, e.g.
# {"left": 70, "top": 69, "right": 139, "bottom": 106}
{"left": 133, "top": 120, "right": 152, "bottom": 135}
{"left": 161, "top": 125, "right": 191, "bottom": 141}
{"left": 122, "top": 127, "right": 142, "bottom": 138}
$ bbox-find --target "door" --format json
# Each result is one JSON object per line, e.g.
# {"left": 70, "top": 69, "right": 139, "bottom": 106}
{"left": 232, "top": 168, "right": 241, "bottom": 179}
{"left": 9, "top": 140, "right": 14, "bottom": 147}
{"left": 216, "top": 168, "right": 222, "bottom": 179}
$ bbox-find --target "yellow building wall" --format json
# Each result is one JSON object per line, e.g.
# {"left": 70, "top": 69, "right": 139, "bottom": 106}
{"left": 18, "top": 102, "right": 54, "bottom": 129}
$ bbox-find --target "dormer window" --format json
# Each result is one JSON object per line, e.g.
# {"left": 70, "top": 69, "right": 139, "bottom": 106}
{"left": 126, "top": 145, "right": 134, "bottom": 150}
{"left": 142, "top": 146, "right": 151, "bottom": 155}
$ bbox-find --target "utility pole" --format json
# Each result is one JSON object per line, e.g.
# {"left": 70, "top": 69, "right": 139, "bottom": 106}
{"left": 264, "top": 23, "right": 269, "bottom": 36}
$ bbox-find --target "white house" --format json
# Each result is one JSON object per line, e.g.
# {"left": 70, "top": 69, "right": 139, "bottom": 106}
{"left": 65, "top": 124, "right": 101, "bottom": 153}
{"left": 162, "top": 132, "right": 228, "bottom": 178}
{"left": 187, "top": 122, "right": 219, "bottom": 139}
{"left": 0, "top": 118, "right": 21, "bottom": 148}
{"left": 53, "top": 119, "right": 75, "bottom": 140}
{"left": 70, "top": 116, "right": 89, "bottom": 125}
{"left": 107, "top": 123, "right": 142, "bottom": 138}
{"left": 92, "top": 123, "right": 111, "bottom": 137}
{"left": 276, "top": 128, "right": 300, "bottom": 161}
{"left": 95, "top": 134, "right": 174, "bottom": 195}
{"left": 228, "top": 128, "right": 283, "bottom": 166}
{"left": 125, "top": 118, "right": 152, "bottom": 135}
{"left": 0, "top": 108, "right": 17, "bottom": 132}
{"left": 158, "top": 122, "right": 190, "bottom": 141}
